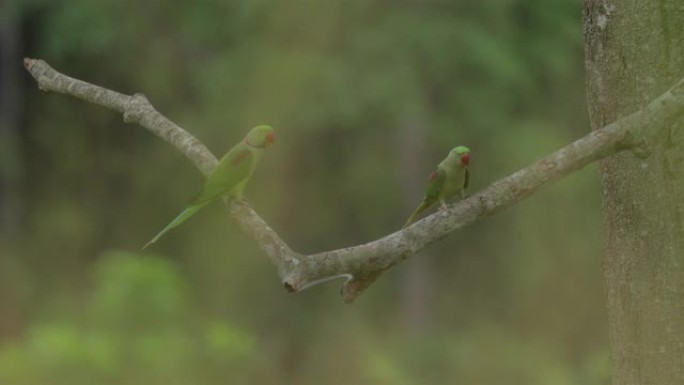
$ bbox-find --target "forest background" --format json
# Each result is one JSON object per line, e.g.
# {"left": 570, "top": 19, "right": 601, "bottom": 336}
{"left": 0, "top": 1, "right": 605, "bottom": 384}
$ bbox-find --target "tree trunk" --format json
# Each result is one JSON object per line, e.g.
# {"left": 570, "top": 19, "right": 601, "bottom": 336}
{"left": 397, "top": 118, "right": 433, "bottom": 333}
{"left": 584, "top": 1, "right": 684, "bottom": 384}
{"left": 0, "top": 0, "right": 23, "bottom": 239}
{"left": 0, "top": 2, "right": 23, "bottom": 340}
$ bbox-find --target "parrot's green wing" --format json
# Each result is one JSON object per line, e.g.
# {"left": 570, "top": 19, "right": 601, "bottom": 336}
{"left": 191, "top": 145, "right": 254, "bottom": 205}
{"left": 464, "top": 168, "right": 469, "bottom": 189}
{"left": 424, "top": 168, "right": 446, "bottom": 204}
{"left": 403, "top": 168, "right": 446, "bottom": 227}
{"left": 142, "top": 145, "right": 255, "bottom": 250}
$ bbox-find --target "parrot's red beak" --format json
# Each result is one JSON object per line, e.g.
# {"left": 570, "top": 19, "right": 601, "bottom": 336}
{"left": 460, "top": 152, "right": 470, "bottom": 166}
{"left": 266, "top": 131, "right": 275, "bottom": 145}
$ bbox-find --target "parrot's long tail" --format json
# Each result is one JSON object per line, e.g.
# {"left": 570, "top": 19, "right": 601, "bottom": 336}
{"left": 403, "top": 200, "right": 431, "bottom": 228}
{"left": 142, "top": 201, "right": 211, "bottom": 250}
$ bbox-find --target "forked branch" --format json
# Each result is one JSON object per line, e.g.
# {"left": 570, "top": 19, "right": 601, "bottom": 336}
{"left": 24, "top": 58, "right": 684, "bottom": 302}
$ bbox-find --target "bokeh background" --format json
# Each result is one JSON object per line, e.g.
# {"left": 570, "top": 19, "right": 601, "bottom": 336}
{"left": 0, "top": 0, "right": 607, "bottom": 384}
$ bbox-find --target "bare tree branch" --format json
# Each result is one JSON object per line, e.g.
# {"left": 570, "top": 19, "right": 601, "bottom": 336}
{"left": 23, "top": 58, "right": 684, "bottom": 303}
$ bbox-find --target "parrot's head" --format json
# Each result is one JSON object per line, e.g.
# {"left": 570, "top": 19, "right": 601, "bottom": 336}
{"left": 245, "top": 125, "right": 275, "bottom": 148}
{"left": 451, "top": 146, "right": 470, "bottom": 166}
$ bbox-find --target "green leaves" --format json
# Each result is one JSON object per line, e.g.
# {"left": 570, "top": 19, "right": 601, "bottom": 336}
{"left": 0, "top": 253, "right": 255, "bottom": 385}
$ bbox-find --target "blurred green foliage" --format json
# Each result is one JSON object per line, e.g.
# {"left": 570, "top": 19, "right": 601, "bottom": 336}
{"left": 0, "top": 253, "right": 254, "bottom": 385}
{"left": 1, "top": 0, "right": 608, "bottom": 383}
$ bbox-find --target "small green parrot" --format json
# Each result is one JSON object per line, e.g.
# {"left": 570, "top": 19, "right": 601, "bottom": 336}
{"left": 142, "top": 125, "right": 275, "bottom": 249}
{"left": 403, "top": 146, "right": 470, "bottom": 227}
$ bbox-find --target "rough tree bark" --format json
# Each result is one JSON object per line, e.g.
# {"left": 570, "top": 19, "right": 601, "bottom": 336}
{"left": 584, "top": 1, "right": 684, "bottom": 383}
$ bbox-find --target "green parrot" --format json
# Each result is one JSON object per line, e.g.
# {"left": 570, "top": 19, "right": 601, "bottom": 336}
{"left": 142, "top": 125, "right": 275, "bottom": 249}
{"left": 403, "top": 146, "right": 470, "bottom": 227}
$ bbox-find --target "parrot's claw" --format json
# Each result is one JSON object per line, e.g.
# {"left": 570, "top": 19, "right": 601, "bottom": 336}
{"left": 631, "top": 138, "right": 652, "bottom": 160}
{"left": 225, "top": 196, "right": 249, "bottom": 206}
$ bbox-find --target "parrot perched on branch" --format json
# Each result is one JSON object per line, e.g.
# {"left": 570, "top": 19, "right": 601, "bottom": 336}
{"left": 142, "top": 125, "right": 275, "bottom": 249}
{"left": 403, "top": 146, "right": 470, "bottom": 227}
